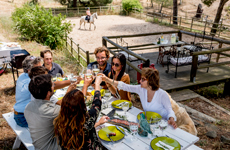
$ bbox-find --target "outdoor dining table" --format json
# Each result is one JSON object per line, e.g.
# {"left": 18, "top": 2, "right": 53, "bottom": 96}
{"left": 98, "top": 96, "right": 199, "bottom": 150}
{"left": 153, "top": 41, "right": 186, "bottom": 67}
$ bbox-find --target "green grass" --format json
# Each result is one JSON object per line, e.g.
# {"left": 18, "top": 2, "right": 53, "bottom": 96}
{"left": 194, "top": 83, "right": 224, "bottom": 98}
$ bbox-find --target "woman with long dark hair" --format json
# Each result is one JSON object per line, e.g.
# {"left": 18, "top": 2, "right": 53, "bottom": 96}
{"left": 54, "top": 76, "right": 106, "bottom": 150}
{"left": 106, "top": 53, "right": 131, "bottom": 101}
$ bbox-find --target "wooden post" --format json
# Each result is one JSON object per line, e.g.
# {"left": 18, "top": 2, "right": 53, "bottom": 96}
{"left": 218, "top": 20, "right": 223, "bottom": 37}
{"left": 190, "top": 18, "right": 194, "bottom": 31}
{"left": 190, "top": 55, "right": 198, "bottom": 82}
{"left": 143, "top": 59, "right": 150, "bottom": 68}
{"left": 70, "top": 38, "right": 73, "bottom": 55}
{"left": 216, "top": 42, "right": 222, "bottom": 62}
{"left": 178, "top": 31, "right": 182, "bottom": 41}
{"left": 223, "top": 79, "right": 230, "bottom": 96}
{"left": 86, "top": 51, "right": 90, "bottom": 65}
{"left": 77, "top": 44, "right": 80, "bottom": 61}
{"left": 180, "top": 17, "right": 182, "bottom": 27}
{"left": 102, "top": 38, "right": 107, "bottom": 47}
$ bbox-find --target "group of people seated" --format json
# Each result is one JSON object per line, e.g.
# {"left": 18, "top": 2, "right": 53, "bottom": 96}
{"left": 13, "top": 46, "right": 197, "bottom": 150}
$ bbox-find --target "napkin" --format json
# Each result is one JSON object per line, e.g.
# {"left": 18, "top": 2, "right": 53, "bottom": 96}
{"left": 116, "top": 102, "right": 129, "bottom": 107}
{"left": 155, "top": 141, "right": 174, "bottom": 150}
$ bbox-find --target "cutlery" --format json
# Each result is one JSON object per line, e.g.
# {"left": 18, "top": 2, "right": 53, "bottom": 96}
{"left": 107, "top": 109, "right": 116, "bottom": 118}
{"left": 116, "top": 126, "right": 126, "bottom": 136}
{"left": 158, "top": 142, "right": 170, "bottom": 150}
{"left": 106, "top": 133, "right": 115, "bottom": 144}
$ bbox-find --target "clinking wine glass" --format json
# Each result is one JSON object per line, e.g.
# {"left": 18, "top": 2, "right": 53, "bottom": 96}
{"left": 122, "top": 103, "right": 129, "bottom": 118}
{"left": 159, "top": 120, "right": 168, "bottom": 137}
{"left": 56, "top": 73, "right": 62, "bottom": 81}
{"left": 85, "top": 67, "right": 92, "bottom": 79}
{"left": 70, "top": 74, "right": 78, "bottom": 84}
{"left": 92, "top": 64, "right": 100, "bottom": 76}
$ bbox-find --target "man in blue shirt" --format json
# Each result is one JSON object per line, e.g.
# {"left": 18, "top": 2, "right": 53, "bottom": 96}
{"left": 13, "top": 56, "right": 42, "bottom": 127}
{"left": 87, "top": 46, "right": 111, "bottom": 88}
{"left": 40, "top": 50, "right": 64, "bottom": 77}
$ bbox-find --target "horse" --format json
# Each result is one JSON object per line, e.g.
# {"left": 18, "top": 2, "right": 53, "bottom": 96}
{"left": 79, "top": 12, "right": 98, "bottom": 30}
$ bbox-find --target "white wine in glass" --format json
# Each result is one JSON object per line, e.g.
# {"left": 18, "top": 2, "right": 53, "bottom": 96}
{"left": 85, "top": 73, "right": 92, "bottom": 79}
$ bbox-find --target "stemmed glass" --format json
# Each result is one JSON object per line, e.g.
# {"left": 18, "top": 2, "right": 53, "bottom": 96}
{"left": 122, "top": 103, "right": 129, "bottom": 118}
{"left": 56, "top": 73, "right": 62, "bottom": 81}
{"left": 85, "top": 66, "right": 92, "bottom": 79}
{"left": 92, "top": 64, "right": 100, "bottom": 76}
{"left": 159, "top": 120, "right": 168, "bottom": 137}
{"left": 129, "top": 122, "right": 139, "bottom": 141}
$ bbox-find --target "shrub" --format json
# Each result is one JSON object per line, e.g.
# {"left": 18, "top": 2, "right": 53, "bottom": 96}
{"left": 122, "top": 0, "right": 143, "bottom": 14}
{"left": 11, "top": 4, "right": 74, "bottom": 49}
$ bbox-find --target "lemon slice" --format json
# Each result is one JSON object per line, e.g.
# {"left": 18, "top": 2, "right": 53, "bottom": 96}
{"left": 80, "top": 80, "right": 84, "bottom": 84}
{"left": 91, "top": 89, "right": 105, "bottom": 97}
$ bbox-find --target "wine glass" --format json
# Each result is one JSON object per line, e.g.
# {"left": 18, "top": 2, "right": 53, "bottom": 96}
{"left": 85, "top": 67, "right": 92, "bottom": 79}
{"left": 70, "top": 74, "right": 78, "bottom": 84}
{"left": 56, "top": 73, "right": 62, "bottom": 81}
{"left": 129, "top": 122, "right": 138, "bottom": 141}
{"left": 92, "top": 64, "right": 100, "bottom": 76}
{"left": 122, "top": 102, "right": 129, "bottom": 118}
{"left": 159, "top": 120, "right": 168, "bottom": 137}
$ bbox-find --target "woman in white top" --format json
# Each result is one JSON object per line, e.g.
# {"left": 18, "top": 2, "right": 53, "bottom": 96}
{"left": 99, "top": 68, "right": 177, "bottom": 128}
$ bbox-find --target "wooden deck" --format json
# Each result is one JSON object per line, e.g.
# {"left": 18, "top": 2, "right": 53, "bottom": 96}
{"left": 126, "top": 51, "right": 230, "bottom": 92}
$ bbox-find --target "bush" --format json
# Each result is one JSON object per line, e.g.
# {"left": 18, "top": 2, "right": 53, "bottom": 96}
{"left": 122, "top": 0, "right": 143, "bottom": 14}
{"left": 11, "top": 4, "right": 73, "bottom": 49}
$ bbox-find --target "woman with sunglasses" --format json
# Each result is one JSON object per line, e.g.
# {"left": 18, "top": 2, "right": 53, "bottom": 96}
{"left": 106, "top": 53, "right": 131, "bottom": 101}
{"left": 99, "top": 68, "right": 177, "bottom": 128}
{"left": 54, "top": 76, "right": 108, "bottom": 150}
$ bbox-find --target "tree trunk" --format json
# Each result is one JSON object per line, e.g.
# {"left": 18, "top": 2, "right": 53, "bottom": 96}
{"left": 173, "top": 0, "right": 178, "bottom": 24}
{"left": 73, "top": 0, "right": 77, "bottom": 7}
{"left": 211, "top": 0, "right": 228, "bottom": 35}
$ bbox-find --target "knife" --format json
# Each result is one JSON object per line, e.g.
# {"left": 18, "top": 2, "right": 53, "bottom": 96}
{"left": 107, "top": 109, "right": 116, "bottom": 118}
{"left": 106, "top": 133, "right": 115, "bottom": 143}
{"left": 116, "top": 126, "right": 126, "bottom": 136}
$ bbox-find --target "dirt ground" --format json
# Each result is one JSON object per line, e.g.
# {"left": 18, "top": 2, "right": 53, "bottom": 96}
{"left": 1, "top": 0, "right": 230, "bottom": 149}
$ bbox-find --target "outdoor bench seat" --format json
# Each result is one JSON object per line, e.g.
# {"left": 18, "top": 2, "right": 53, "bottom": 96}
{"left": 2, "top": 112, "right": 35, "bottom": 150}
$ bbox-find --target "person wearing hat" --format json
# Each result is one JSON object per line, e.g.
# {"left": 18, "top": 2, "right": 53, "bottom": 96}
{"left": 86, "top": 7, "right": 91, "bottom": 22}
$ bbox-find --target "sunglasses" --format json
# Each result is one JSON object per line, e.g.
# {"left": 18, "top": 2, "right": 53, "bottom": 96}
{"left": 141, "top": 77, "right": 147, "bottom": 82}
{"left": 111, "top": 62, "right": 120, "bottom": 67}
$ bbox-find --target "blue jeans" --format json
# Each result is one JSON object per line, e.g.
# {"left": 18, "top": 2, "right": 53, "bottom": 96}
{"left": 14, "top": 113, "right": 28, "bottom": 127}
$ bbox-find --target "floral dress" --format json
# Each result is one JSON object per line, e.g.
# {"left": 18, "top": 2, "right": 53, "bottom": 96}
{"left": 82, "top": 90, "right": 103, "bottom": 150}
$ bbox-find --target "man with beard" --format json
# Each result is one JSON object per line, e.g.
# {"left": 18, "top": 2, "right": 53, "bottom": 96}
{"left": 87, "top": 46, "right": 111, "bottom": 88}
{"left": 24, "top": 74, "right": 76, "bottom": 149}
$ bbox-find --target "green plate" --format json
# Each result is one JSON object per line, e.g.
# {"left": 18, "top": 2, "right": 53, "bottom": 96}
{"left": 151, "top": 136, "right": 181, "bottom": 150}
{"left": 98, "top": 126, "right": 125, "bottom": 142}
{"left": 137, "top": 111, "right": 162, "bottom": 123}
{"left": 111, "top": 100, "right": 132, "bottom": 109}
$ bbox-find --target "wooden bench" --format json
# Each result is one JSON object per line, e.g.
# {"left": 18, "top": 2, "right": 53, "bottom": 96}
{"left": 2, "top": 112, "right": 35, "bottom": 150}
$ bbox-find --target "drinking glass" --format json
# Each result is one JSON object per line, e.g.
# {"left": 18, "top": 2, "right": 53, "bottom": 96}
{"left": 56, "top": 73, "right": 62, "bottom": 81}
{"left": 159, "top": 120, "right": 168, "bottom": 136}
{"left": 85, "top": 67, "right": 92, "bottom": 79}
{"left": 122, "top": 103, "right": 129, "bottom": 118}
{"left": 129, "top": 122, "right": 138, "bottom": 141}
{"left": 70, "top": 74, "right": 78, "bottom": 84}
{"left": 92, "top": 64, "right": 100, "bottom": 76}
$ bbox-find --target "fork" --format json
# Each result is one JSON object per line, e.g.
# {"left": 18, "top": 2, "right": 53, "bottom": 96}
{"left": 106, "top": 133, "right": 115, "bottom": 145}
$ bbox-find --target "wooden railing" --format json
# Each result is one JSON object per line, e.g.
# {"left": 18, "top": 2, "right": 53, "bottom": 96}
{"left": 65, "top": 35, "right": 89, "bottom": 67}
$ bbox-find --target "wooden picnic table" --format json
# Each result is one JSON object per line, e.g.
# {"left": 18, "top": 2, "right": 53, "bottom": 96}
{"left": 98, "top": 96, "right": 200, "bottom": 150}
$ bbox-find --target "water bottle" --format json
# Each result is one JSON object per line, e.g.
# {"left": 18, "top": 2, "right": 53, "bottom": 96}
{"left": 160, "top": 33, "right": 164, "bottom": 44}
{"left": 171, "top": 34, "right": 176, "bottom": 44}
{"left": 138, "top": 112, "right": 152, "bottom": 137}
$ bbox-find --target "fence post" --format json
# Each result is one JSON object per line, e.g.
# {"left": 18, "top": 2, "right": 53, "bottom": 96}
{"left": 70, "top": 38, "right": 73, "bottom": 55}
{"left": 66, "top": 7, "right": 67, "bottom": 16}
{"left": 190, "top": 18, "right": 194, "bottom": 31}
{"left": 218, "top": 20, "right": 223, "bottom": 37}
{"left": 178, "top": 31, "right": 182, "bottom": 41}
{"left": 86, "top": 51, "right": 90, "bottom": 65}
{"left": 216, "top": 42, "right": 222, "bottom": 63}
{"left": 102, "top": 38, "right": 107, "bottom": 47}
{"left": 180, "top": 17, "right": 182, "bottom": 27}
{"left": 190, "top": 55, "right": 198, "bottom": 82}
{"left": 77, "top": 44, "right": 80, "bottom": 61}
